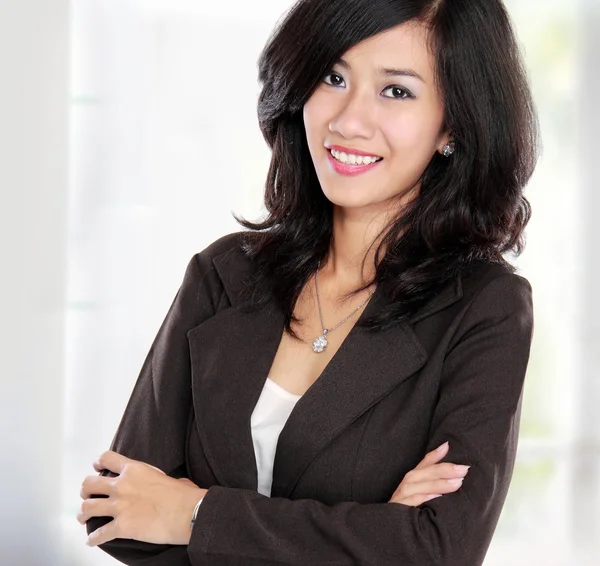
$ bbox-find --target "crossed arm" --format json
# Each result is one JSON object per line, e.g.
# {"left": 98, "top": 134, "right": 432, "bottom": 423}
{"left": 82, "top": 253, "right": 534, "bottom": 566}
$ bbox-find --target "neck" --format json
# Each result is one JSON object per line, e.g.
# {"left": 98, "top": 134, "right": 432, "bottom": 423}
{"left": 320, "top": 205, "right": 393, "bottom": 290}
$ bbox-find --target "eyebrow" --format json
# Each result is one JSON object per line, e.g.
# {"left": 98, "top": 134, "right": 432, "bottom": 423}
{"left": 335, "top": 57, "right": 425, "bottom": 83}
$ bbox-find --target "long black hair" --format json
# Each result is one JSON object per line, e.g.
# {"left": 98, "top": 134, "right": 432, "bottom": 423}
{"left": 233, "top": 0, "right": 540, "bottom": 338}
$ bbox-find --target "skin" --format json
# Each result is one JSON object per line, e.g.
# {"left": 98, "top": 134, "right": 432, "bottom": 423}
{"left": 303, "top": 21, "right": 452, "bottom": 290}
{"left": 78, "top": 21, "right": 468, "bottom": 548}
{"left": 77, "top": 451, "right": 206, "bottom": 546}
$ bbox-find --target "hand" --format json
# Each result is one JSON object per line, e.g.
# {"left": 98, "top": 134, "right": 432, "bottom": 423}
{"left": 388, "top": 441, "right": 470, "bottom": 507}
{"left": 77, "top": 450, "right": 207, "bottom": 547}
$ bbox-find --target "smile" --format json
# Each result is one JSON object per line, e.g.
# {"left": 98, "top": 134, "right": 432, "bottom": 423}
{"left": 330, "top": 148, "right": 382, "bottom": 165}
{"left": 326, "top": 148, "right": 384, "bottom": 176}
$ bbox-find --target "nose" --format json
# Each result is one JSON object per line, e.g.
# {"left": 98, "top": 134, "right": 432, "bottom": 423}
{"left": 328, "top": 90, "right": 377, "bottom": 140}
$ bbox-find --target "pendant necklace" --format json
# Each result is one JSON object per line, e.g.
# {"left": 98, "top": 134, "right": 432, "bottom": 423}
{"left": 312, "top": 259, "right": 375, "bottom": 353}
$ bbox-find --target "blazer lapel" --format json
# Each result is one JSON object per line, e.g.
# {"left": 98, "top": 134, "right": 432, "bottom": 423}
{"left": 270, "top": 288, "right": 428, "bottom": 498}
{"left": 188, "top": 300, "right": 284, "bottom": 492}
{"left": 187, "top": 249, "right": 463, "bottom": 498}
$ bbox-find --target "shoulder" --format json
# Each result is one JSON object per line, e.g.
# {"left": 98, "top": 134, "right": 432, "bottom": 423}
{"left": 455, "top": 259, "right": 533, "bottom": 332}
{"left": 182, "top": 230, "right": 255, "bottom": 306}
{"left": 185, "top": 230, "right": 253, "bottom": 274}
{"left": 192, "top": 230, "right": 250, "bottom": 266}
{"left": 409, "top": 259, "right": 532, "bottom": 344}
{"left": 460, "top": 259, "right": 532, "bottom": 306}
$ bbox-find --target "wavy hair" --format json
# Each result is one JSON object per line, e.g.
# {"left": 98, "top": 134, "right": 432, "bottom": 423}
{"left": 233, "top": 0, "right": 540, "bottom": 337}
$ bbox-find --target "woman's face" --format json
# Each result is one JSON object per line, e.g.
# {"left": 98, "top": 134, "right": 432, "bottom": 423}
{"left": 303, "top": 22, "right": 450, "bottom": 213}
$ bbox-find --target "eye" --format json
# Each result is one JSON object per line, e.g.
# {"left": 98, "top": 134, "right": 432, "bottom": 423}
{"left": 381, "top": 85, "right": 415, "bottom": 100}
{"left": 323, "top": 72, "right": 345, "bottom": 88}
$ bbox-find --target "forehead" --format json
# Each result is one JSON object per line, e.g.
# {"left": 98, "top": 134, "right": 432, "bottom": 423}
{"left": 339, "top": 22, "right": 434, "bottom": 79}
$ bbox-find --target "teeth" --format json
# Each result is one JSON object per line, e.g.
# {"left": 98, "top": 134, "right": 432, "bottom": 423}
{"left": 330, "top": 149, "right": 382, "bottom": 165}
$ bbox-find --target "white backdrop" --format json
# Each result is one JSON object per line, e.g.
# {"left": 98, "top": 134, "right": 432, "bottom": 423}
{"left": 61, "top": 0, "right": 600, "bottom": 564}
{"left": 1, "top": 0, "right": 597, "bottom": 564}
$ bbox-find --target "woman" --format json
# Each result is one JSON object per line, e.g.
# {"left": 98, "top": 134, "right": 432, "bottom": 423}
{"left": 78, "top": 0, "right": 539, "bottom": 564}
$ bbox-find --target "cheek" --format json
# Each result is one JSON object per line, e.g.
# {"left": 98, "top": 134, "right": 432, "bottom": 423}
{"left": 303, "top": 103, "right": 319, "bottom": 154}
{"left": 383, "top": 119, "right": 428, "bottom": 151}
{"left": 303, "top": 91, "right": 332, "bottom": 139}
{"left": 382, "top": 105, "right": 443, "bottom": 152}
{"left": 303, "top": 95, "right": 320, "bottom": 133}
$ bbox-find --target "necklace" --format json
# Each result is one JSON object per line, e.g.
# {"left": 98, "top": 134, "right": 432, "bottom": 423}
{"left": 312, "top": 260, "right": 375, "bottom": 353}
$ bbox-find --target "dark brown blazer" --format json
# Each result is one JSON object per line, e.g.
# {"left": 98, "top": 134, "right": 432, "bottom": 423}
{"left": 87, "top": 230, "right": 534, "bottom": 565}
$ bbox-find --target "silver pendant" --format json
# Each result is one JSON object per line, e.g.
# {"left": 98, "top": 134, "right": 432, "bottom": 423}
{"left": 312, "top": 330, "right": 328, "bottom": 353}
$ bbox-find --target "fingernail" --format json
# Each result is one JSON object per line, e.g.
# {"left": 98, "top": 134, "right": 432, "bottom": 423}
{"left": 436, "top": 441, "right": 449, "bottom": 452}
{"left": 447, "top": 478, "right": 464, "bottom": 486}
{"left": 453, "top": 465, "right": 471, "bottom": 474}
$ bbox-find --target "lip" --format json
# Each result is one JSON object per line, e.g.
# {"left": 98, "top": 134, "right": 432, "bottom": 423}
{"left": 325, "top": 147, "right": 383, "bottom": 176}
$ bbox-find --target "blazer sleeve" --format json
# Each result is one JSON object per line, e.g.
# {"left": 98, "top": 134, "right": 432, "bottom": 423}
{"left": 85, "top": 248, "right": 225, "bottom": 566}
{"left": 184, "top": 273, "right": 534, "bottom": 566}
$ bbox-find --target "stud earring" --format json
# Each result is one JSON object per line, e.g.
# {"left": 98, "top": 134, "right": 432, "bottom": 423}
{"left": 442, "top": 142, "right": 455, "bottom": 157}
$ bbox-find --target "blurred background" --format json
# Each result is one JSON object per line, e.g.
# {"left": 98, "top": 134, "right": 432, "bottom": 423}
{"left": 1, "top": 0, "right": 598, "bottom": 564}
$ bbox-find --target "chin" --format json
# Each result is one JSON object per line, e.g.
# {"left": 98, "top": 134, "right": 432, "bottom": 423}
{"left": 320, "top": 187, "right": 380, "bottom": 210}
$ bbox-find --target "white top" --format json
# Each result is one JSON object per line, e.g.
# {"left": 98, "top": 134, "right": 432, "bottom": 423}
{"left": 250, "top": 377, "right": 303, "bottom": 497}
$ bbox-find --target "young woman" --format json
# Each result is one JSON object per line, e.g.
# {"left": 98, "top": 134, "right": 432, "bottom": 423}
{"left": 78, "top": 0, "right": 539, "bottom": 564}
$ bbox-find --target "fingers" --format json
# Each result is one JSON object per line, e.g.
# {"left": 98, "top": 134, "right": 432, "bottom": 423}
{"left": 86, "top": 518, "right": 119, "bottom": 547}
{"left": 399, "top": 462, "right": 470, "bottom": 497}
{"left": 93, "top": 450, "right": 133, "bottom": 474}
{"left": 388, "top": 445, "right": 472, "bottom": 507}
{"left": 408, "top": 462, "right": 471, "bottom": 484}
{"left": 77, "top": 497, "right": 114, "bottom": 525}
{"left": 399, "top": 476, "right": 466, "bottom": 500}
{"left": 388, "top": 474, "right": 463, "bottom": 506}
{"left": 414, "top": 441, "right": 449, "bottom": 470}
{"left": 80, "top": 475, "right": 114, "bottom": 499}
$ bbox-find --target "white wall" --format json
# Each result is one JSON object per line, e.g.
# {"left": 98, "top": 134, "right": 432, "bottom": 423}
{"left": 0, "top": 1, "right": 69, "bottom": 565}
{"left": 1, "top": 0, "right": 597, "bottom": 564}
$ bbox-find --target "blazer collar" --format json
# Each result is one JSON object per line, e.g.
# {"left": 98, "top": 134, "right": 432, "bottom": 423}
{"left": 187, "top": 249, "right": 463, "bottom": 498}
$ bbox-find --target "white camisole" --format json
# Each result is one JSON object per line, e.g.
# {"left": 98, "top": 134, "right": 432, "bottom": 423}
{"left": 250, "top": 377, "right": 303, "bottom": 497}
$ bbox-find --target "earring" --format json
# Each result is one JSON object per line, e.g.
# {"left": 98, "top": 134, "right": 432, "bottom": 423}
{"left": 442, "top": 142, "right": 455, "bottom": 157}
